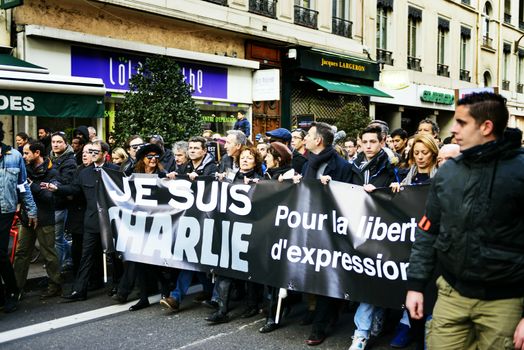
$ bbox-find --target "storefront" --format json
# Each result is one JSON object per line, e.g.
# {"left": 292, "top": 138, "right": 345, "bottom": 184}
{"left": 371, "top": 80, "right": 456, "bottom": 138}
{"left": 0, "top": 54, "right": 105, "bottom": 143}
{"left": 19, "top": 29, "right": 259, "bottom": 139}
{"left": 281, "top": 47, "right": 390, "bottom": 129}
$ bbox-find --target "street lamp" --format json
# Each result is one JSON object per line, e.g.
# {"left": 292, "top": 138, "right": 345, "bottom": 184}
{"left": 515, "top": 34, "right": 524, "bottom": 54}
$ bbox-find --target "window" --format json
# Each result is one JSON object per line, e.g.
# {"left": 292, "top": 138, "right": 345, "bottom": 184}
{"left": 295, "top": 0, "right": 318, "bottom": 29}
{"left": 520, "top": 0, "right": 524, "bottom": 29}
{"left": 437, "top": 18, "right": 449, "bottom": 77}
{"left": 504, "top": 0, "right": 511, "bottom": 23}
{"left": 482, "top": 2, "right": 493, "bottom": 48}
{"left": 376, "top": 0, "right": 393, "bottom": 65}
{"left": 296, "top": 0, "right": 313, "bottom": 8}
{"left": 460, "top": 26, "right": 471, "bottom": 82}
{"left": 517, "top": 50, "right": 524, "bottom": 93}
{"left": 407, "top": 6, "right": 422, "bottom": 71}
{"left": 332, "top": 0, "right": 352, "bottom": 37}
{"left": 483, "top": 71, "right": 492, "bottom": 87}
{"left": 502, "top": 43, "right": 511, "bottom": 90}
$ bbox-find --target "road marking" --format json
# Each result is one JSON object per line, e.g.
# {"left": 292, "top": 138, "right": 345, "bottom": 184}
{"left": 172, "top": 318, "right": 265, "bottom": 350}
{"left": 0, "top": 295, "right": 161, "bottom": 344}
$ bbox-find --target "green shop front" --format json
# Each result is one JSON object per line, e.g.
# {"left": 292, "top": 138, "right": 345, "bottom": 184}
{"left": 281, "top": 48, "right": 390, "bottom": 129}
{"left": 0, "top": 54, "right": 105, "bottom": 143}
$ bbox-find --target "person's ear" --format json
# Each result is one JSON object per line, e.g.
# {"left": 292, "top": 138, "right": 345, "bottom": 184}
{"left": 480, "top": 120, "right": 494, "bottom": 137}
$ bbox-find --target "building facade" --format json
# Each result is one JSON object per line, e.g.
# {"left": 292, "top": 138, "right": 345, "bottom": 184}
{"left": 0, "top": 0, "right": 383, "bottom": 142}
{"left": 0, "top": 0, "right": 522, "bottom": 143}
{"left": 368, "top": 0, "right": 524, "bottom": 138}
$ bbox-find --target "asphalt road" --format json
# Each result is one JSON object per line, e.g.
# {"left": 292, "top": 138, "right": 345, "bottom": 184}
{"left": 0, "top": 270, "right": 417, "bottom": 350}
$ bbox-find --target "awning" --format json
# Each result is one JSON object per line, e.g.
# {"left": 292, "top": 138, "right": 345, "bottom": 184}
{"left": 0, "top": 55, "right": 106, "bottom": 118}
{"left": 0, "top": 54, "right": 49, "bottom": 74}
{"left": 308, "top": 77, "right": 393, "bottom": 98}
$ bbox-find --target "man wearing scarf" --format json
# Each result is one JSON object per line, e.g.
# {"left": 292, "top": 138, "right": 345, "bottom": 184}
{"left": 348, "top": 125, "right": 399, "bottom": 350}
{"left": 299, "top": 122, "right": 351, "bottom": 346}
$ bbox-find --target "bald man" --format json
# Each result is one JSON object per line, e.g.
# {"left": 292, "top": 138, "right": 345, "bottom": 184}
{"left": 437, "top": 144, "right": 460, "bottom": 167}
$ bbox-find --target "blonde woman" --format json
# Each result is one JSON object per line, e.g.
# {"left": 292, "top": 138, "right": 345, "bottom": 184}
{"left": 390, "top": 134, "right": 439, "bottom": 193}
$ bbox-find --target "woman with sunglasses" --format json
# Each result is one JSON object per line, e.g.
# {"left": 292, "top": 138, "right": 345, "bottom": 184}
{"left": 115, "top": 144, "right": 170, "bottom": 311}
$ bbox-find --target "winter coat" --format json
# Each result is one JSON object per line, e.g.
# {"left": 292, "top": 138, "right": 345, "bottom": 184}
{"left": 407, "top": 128, "right": 524, "bottom": 301}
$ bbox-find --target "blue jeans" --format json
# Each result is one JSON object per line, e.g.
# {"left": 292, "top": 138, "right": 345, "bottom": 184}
{"left": 54, "top": 209, "right": 72, "bottom": 268}
{"left": 353, "top": 302, "right": 384, "bottom": 339}
{"left": 170, "top": 270, "right": 212, "bottom": 302}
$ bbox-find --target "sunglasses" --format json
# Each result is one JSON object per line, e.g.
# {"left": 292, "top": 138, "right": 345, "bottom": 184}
{"left": 88, "top": 150, "right": 101, "bottom": 155}
{"left": 131, "top": 143, "right": 145, "bottom": 150}
{"left": 145, "top": 154, "right": 160, "bottom": 160}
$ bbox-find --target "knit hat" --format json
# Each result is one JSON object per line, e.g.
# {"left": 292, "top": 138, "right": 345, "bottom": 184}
{"left": 269, "top": 142, "right": 292, "bottom": 166}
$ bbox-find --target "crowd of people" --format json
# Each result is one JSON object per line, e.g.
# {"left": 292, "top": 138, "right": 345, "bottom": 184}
{"left": 0, "top": 91, "right": 523, "bottom": 350}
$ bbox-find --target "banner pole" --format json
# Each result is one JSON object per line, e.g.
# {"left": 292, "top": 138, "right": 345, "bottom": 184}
{"left": 103, "top": 253, "right": 107, "bottom": 283}
{"left": 275, "top": 288, "right": 287, "bottom": 324}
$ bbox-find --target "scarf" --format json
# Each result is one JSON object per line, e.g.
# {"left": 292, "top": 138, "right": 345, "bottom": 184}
{"left": 304, "top": 146, "right": 336, "bottom": 179}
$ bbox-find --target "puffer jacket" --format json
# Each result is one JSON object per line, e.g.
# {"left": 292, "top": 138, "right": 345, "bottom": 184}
{"left": 407, "top": 128, "right": 524, "bottom": 300}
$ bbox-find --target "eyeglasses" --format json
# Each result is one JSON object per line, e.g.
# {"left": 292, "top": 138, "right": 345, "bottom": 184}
{"left": 88, "top": 150, "right": 101, "bottom": 155}
{"left": 145, "top": 154, "right": 160, "bottom": 160}
{"left": 291, "top": 128, "right": 303, "bottom": 133}
{"left": 130, "top": 143, "right": 145, "bottom": 150}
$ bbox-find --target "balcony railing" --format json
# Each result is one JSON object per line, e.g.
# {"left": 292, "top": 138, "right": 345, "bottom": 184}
{"left": 249, "top": 0, "right": 277, "bottom": 19}
{"left": 376, "top": 49, "right": 394, "bottom": 66}
{"left": 502, "top": 80, "right": 510, "bottom": 90}
{"left": 517, "top": 83, "right": 523, "bottom": 93}
{"left": 203, "top": 0, "right": 228, "bottom": 5}
{"left": 460, "top": 69, "right": 471, "bottom": 82}
{"left": 294, "top": 5, "right": 318, "bottom": 29}
{"left": 332, "top": 17, "right": 352, "bottom": 38}
{"left": 407, "top": 56, "right": 422, "bottom": 71}
{"left": 482, "top": 36, "right": 493, "bottom": 48}
{"left": 437, "top": 63, "right": 450, "bottom": 77}
{"left": 504, "top": 13, "right": 511, "bottom": 24}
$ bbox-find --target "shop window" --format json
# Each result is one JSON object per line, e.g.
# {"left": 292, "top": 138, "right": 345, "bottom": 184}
{"left": 332, "top": 0, "right": 352, "bottom": 38}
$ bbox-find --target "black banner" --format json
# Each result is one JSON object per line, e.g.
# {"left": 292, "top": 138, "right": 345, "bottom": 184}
{"left": 97, "top": 169, "right": 428, "bottom": 309}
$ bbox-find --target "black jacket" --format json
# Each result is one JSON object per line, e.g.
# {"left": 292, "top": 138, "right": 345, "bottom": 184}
{"left": 21, "top": 158, "right": 57, "bottom": 227}
{"left": 183, "top": 153, "right": 217, "bottom": 177}
{"left": 56, "top": 162, "right": 120, "bottom": 234}
{"left": 65, "top": 164, "right": 88, "bottom": 235}
{"left": 407, "top": 128, "right": 524, "bottom": 301}
{"left": 160, "top": 148, "right": 176, "bottom": 173}
{"left": 292, "top": 149, "right": 307, "bottom": 175}
{"left": 51, "top": 147, "right": 77, "bottom": 209}
{"left": 302, "top": 147, "right": 351, "bottom": 183}
{"left": 349, "top": 149, "right": 398, "bottom": 187}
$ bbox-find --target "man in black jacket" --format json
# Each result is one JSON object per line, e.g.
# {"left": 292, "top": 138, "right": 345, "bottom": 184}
{"left": 50, "top": 131, "right": 77, "bottom": 272}
{"left": 296, "top": 122, "right": 351, "bottom": 346}
{"left": 184, "top": 136, "right": 217, "bottom": 179}
{"left": 406, "top": 92, "right": 524, "bottom": 349}
{"left": 14, "top": 141, "right": 62, "bottom": 299}
{"left": 46, "top": 141, "right": 119, "bottom": 301}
